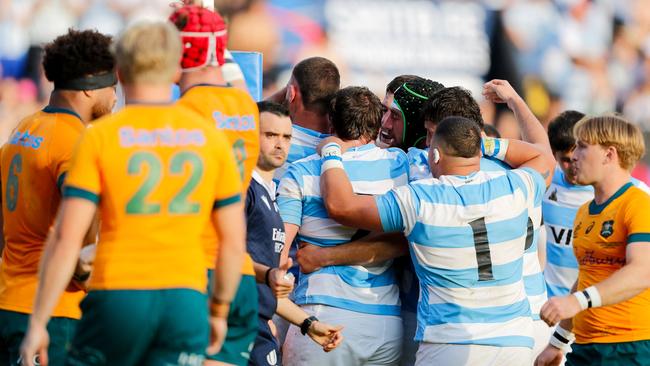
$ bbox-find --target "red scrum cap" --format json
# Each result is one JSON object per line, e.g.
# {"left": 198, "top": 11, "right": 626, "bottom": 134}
{"left": 169, "top": 5, "right": 228, "bottom": 71}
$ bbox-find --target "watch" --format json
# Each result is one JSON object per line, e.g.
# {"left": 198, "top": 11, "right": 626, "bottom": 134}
{"left": 300, "top": 316, "right": 318, "bottom": 335}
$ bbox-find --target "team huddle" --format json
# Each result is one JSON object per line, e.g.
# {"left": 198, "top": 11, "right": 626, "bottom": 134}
{"left": 0, "top": 3, "right": 649, "bottom": 366}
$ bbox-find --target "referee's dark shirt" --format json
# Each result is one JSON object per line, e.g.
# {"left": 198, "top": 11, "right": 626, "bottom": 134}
{"left": 245, "top": 171, "right": 285, "bottom": 320}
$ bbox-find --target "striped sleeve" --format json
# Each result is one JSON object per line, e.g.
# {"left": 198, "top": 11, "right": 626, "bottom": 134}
{"left": 277, "top": 165, "right": 303, "bottom": 226}
{"left": 376, "top": 184, "right": 417, "bottom": 234}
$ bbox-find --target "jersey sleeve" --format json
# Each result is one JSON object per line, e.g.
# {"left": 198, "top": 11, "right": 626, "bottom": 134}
{"left": 62, "top": 129, "right": 101, "bottom": 204}
{"left": 277, "top": 165, "right": 303, "bottom": 226}
{"left": 375, "top": 184, "right": 418, "bottom": 234}
{"left": 213, "top": 130, "right": 243, "bottom": 209}
{"left": 48, "top": 122, "right": 83, "bottom": 191}
{"left": 512, "top": 167, "right": 545, "bottom": 208}
{"left": 624, "top": 191, "right": 650, "bottom": 244}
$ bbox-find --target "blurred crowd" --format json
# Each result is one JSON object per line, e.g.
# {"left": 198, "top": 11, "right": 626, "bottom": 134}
{"left": 2, "top": 0, "right": 650, "bottom": 178}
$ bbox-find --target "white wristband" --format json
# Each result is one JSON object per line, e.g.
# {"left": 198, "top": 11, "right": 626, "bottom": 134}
{"left": 321, "top": 142, "right": 342, "bottom": 158}
{"left": 549, "top": 326, "right": 575, "bottom": 354}
{"left": 573, "top": 286, "right": 602, "bottom": 310}
{"left": 481, "top": 137, "right": 509, "bottom": 161}
{"left": 584, "top": 286, "right": 602, "bottom": 308}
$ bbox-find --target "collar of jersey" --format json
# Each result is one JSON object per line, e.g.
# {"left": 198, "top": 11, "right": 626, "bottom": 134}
{"left": 42, "top": 105, "right": 82, "bottom": 120}
{"left": 293, "top": 124, "right": 330, "bottom": 139}
{"left": 589, "top": 182, "right": 633, "bottom": 215}
{"left": 252, "top": 169, "right": 276, "bottom": 198}
{"left": 347, "top": 142, "right": 376, "bottom": 153}
{"left": 181, "top": 83, "right": 231, "bottom": 96}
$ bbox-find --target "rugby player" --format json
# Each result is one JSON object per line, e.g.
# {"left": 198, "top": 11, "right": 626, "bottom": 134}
{"left": 542, "top": 111, "right": 650, "bottom": 299}
{"left": 278, "top": 86, "right": 409, "bottom": 365}
{"left": 20, "top": 21, "right": 245, "bottom": 366}
{"left": 537, "top": 115, "right": 650, "bottom": 366}
{"left": 170, "top": 5, "right": 263, "bottom": 364}
{"left": 0, "top": 29, "right": 116, "bottom": 366}
{"left": 317, "top": 116, "right": 555, "bottom": 365}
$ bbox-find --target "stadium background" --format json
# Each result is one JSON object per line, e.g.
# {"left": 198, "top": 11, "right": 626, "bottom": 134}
{"left": 1, "top": 0, "right": 650, "bottom": 181}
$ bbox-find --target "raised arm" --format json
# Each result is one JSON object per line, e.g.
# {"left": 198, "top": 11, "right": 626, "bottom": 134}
{"left": 482, "top": 137, "right": 555, "bottom": 187}
{"left": 297, "top": 233, "right": 408, "bottom": 274}
{"left": 483, "top": 79, "right": 552, "bottom": 155}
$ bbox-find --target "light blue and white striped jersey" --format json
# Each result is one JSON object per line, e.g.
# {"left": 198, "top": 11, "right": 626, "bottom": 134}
{"left": 405, "top": 147, "right": 547, "bottom": 320}
{"left": 273, "top": 124, "right": 329, "bottom": 183}
{"left": 543, "top": 167, "right": 650, "bottom": 298}
{"left": 277, "top": 143, "right": 409, "bottom": 315}
{"left": 376, "top": 168, "right": 545, "bottom": 348}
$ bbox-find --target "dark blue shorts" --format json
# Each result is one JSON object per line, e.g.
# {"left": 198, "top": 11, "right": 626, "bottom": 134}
{"left": 249, "top": 318, "right": 282, "bottom": 366}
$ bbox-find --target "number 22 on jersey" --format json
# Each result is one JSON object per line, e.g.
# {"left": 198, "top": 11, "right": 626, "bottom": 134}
{"left": 125, "top": 151, "right": 204, "bottom": 215}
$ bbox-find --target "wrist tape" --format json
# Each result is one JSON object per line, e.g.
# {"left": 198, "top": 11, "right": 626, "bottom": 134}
{"left": 481, "top": 137, "right": 509, "bottom": 161}
{"left": 321, "top": 143, "right": 343, "bottom": 172}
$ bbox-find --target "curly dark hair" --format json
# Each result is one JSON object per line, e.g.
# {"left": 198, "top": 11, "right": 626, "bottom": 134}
{"left": 42, "top": 29, "right": 115, "bottom": 85}
{"left": 329, "top": 86, "right": 383, "bottom": 141}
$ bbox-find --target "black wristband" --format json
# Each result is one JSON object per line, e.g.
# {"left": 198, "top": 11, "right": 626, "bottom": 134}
{"left": 582, "top": 290, "right": 593, "bottom": 308}
{"left": 264, "top": 268, "right": 273, "bottom": 286}
{"left": 300, "top": 316, "right": 318, "bottom": 336}
{"left": 73, "top": 271, "right": 90, "bottom": 282}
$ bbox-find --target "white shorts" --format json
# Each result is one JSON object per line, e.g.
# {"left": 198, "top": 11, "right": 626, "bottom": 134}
{"left": 416, "top": 343, "right": 532, "bottom": 366}
{"left": 532, "top": 319, "right": 554, "bottom": 359}
{"left": 283, "top": 304, "right": 403, "bottom": 366}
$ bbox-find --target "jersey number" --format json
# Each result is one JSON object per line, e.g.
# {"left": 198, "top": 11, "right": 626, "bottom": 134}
{"left": 232, "top": 139, "right": 246, "bottom": 181}
{"left": 6, "top": 154, "right": 22, "bottom": 212}
{"left": 125, "top": 151, "right": 203, "bottom": 214}
{"left": 469, "top": 216, "right": 535, "bottom": 282}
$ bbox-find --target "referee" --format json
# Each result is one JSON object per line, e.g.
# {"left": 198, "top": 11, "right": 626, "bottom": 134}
{"left": 247, "top": 102, "right": 342, "bottom": 366}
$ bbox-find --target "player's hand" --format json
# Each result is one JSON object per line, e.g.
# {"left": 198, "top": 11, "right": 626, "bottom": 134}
{"left": 307, "top": 321, "right": 344, "bottom": 352}
{"left": 20, "top": 323, "right": 49, "bottom": 366}
{"left": 534, "top": 344, "right": 564, "bottom": 366}
{"left": 540, "top": 295, "right": 582, "bottom": 326}
{"left": 268, "top": 259, "right": 294, "bottom": 298}
{"left": 482, "top": 79, "right": 522, "bottom": 110}
{"left": 207, "top": 316, "right": 228, "bottom": 356}
{"left": 297, "top": 242, "right": 325, "bottom": 274}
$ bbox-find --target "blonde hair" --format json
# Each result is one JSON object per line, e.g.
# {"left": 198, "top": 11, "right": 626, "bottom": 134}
{"left": 113, "top": 21, "right": 181, "bottom": 84}
{"left": 573, "top": 115, "right": 645, "bottom": 170}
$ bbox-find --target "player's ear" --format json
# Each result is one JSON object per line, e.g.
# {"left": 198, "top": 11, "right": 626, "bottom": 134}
{"left": 172, "top": 67, "right": 182, "bottom": 84}
{"left": 605, "top": 145, "right": 617, "bottom": 165}
{"left": 432, "top": 148, "right": 441, "bottom": 164}
{"left": 286, "top": 84, "right": 296, "bottom": 104}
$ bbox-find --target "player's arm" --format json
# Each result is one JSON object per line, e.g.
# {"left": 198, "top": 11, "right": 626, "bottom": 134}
{"left": 297, "top": 233, "right": 408, "bottom": 274}
{"left": 279, "top": 223, "right": 298, "bottom": 267}
{"left": 540, "top": 200, "right": 650, "bottom": 327}
{"left": 318, "top": 138, "right": 383, "bottom": 231}
{"left": 21, "top": 198, "right": 97, "bottom": 366}
{"left": 483, "top": 79, "right": 552, "bottom": 155}
{"left": 536, "top": 283, "right": 576, "bottom": 366}
{"left": 0, "top": 192, "right": 4, "bottom": 256}
{"left": 211, "top": 201, "right": 246, "bottom": 305}
{"left": 482, "top": 137, "right": 555, "bottom": 187}
{"left": 275, "top": 297, "right": 343, "bottom": 352}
